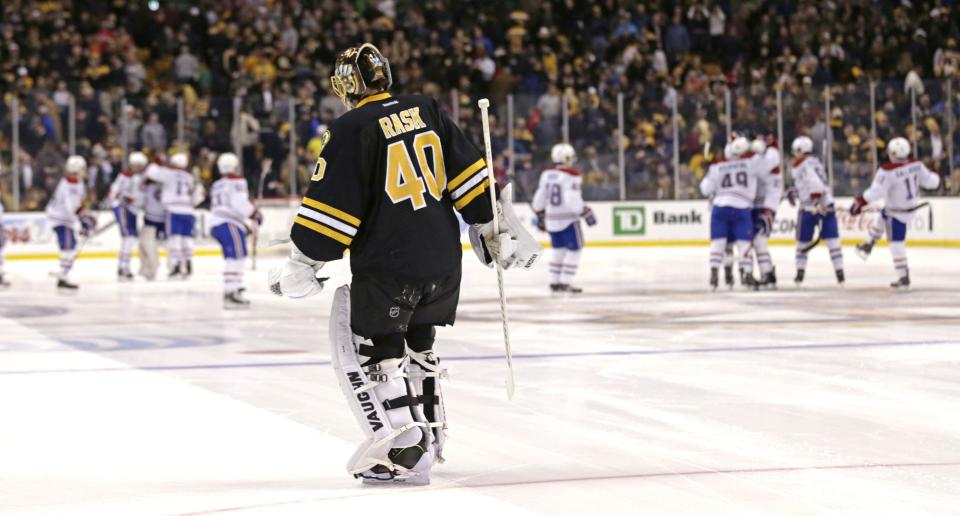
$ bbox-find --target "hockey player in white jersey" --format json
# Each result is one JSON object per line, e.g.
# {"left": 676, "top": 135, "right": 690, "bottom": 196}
{"left": 790, "top": 136, "right": 844, "bottom": 286}
{"left": 145, "top": 153, "right": 200, "bottom": 279}
{"left": 45, "top": 155, "right": 96, "bottom": 290}
{"left": 850, "top": 137, "right": 940, "bottom": 288}
{"left": 531, "top": 143, "right": 597, "bottom": 294}
{"left": 209, "top": 153, "right": 262, "bottom": 308}
{"left": 107, "top": 152, "right": 148, "bottom": 281}
{"left": 0, "top": 198, "right": 9, "bottom": 289}
{"left": 750, "top": 135, "right": 783, "bottom": 288}
{"left": 139, "top": 175, "right": 166, "bottom": 281}
{"left": 701, "top": 136, "right": 760, "bottom": 290}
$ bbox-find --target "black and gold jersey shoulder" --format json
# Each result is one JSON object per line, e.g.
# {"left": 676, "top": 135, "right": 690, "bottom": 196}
{"left": 290, "top": 92, "right": 494, "bottom": 270}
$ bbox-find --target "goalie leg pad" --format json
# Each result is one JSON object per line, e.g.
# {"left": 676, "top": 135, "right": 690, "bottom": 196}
{"left": 406, "top": 325, "right": 448, "bottom": 463}
{"left": 330, "top": 286, "right": 434, "bottom": 483}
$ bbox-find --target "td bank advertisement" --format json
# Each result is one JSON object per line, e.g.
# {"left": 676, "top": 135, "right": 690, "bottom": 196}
{"left": 504, "top": 199, "right": 955, "bottom": 246}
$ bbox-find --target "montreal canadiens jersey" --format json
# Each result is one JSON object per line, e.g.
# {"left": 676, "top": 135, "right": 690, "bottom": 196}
{"left": 108, "top": 170, "right": 144, "bottom": 211}
{"left": 863, "top": 160, "right": 940, "bottom": 223}
{"left": 531, "top": 166, "right": 584, "bottom": 232}
{"left": 145, "top": 164, "right": 196, "bottom": 215}
{"left": 45, "top": 177, "right": 86, "bottom": 227}
{"left": 290, "top": 92, "right": 494, "bottom": 280}
{"left": 143, "top": 181, "right": 165, "bottom": 223}
{"left": 210, "top": 175, "right": 255, "bottom": 227}
{"left": 790, "top": 155, "right": 832, "bottom": 207}
{"left": 753, "top": 147, "right": 783, "bottom": 212}
{"left": 700, "top": 156, "right": 758, "bottom": 209}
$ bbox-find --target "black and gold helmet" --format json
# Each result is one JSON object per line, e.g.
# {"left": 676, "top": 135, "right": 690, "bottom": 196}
{"left": 330, "top": 43, "right": 392, "bottom": 109}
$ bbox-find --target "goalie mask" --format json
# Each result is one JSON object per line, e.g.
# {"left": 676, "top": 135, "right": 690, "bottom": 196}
{"left": 331, "top": 43, "right": 393, "bottom": 109}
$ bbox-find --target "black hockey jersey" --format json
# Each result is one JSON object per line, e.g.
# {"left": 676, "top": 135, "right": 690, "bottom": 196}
{"left": 290, "top": 93, "right": 494, "bottom": 280}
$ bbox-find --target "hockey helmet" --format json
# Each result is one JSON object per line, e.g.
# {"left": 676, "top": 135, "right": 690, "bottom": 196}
{"left": 217, "top": 152, "right": 240, "bottom": 174}
{"left": 128, "top": 151, "right": 148, "bottom": 171}
{"left": 170, "top": 152, "right": 189, "bottom": 169}
{"left": 330, "top": 43, "right": 392, "bottom": 109}
{"left": 750, "top": 136, "right": 767, "bottom": 154}
{"left": 887, "top": 137, "right": 911, "bottom": 162}
{"left": 791, "top": 136, "right": 813, "bottom": 156}
{"left": 64, "top": 155, "right": 87, "bottom": 176}
{"left": 726, "top": 136, "right": 750, "bottom": 158}
{"left": 551, "top": 143, "right": 576, "bottom": 165}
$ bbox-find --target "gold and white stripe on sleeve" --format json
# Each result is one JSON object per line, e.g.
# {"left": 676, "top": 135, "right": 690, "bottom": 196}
{"left": 447, "top": 158, "right": 489, "bottom": 210}
{"left": 293, "top": 197, "right": 360, "bottom": 246}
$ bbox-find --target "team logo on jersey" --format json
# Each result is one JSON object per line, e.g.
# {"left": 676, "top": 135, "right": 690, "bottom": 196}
{"left": 311, "top": 130, "right": 332, "bottom": 182}
{"left": 389, "top": 306, "right": 400, "bottom": 318}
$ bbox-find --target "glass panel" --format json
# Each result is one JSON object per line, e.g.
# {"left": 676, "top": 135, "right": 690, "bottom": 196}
{"left": 623, "top": 87, "right": 673, "bottom": 200}
{"left": 830, "top": 81, "right": 874, "bottom": 197}
{"left": 676, "top": 81, "right": 726, "bottom": 200}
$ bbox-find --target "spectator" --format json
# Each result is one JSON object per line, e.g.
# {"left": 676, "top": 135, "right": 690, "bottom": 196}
{"left": 140, "top": 113, "right": 167, "bottom": 153}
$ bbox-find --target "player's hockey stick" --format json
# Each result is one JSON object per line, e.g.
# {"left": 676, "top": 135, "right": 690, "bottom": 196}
{"left": 799, "top": 202, "right": 932, "bottom": 252}
{"left": 478, "top": 98, "right": 515, "bottom": 400}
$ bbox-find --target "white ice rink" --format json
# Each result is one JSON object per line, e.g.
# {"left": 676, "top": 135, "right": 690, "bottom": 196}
{"left": 1, "top": 245, "right": 959, "bottom": 515}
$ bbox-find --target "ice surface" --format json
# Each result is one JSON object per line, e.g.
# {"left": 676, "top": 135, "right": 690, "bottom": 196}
{"left": 1, "top": 246, "right": 959, "bottom": 515}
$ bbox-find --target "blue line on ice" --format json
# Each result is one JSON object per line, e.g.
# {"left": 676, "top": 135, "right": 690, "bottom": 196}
{"left": 0, "top": 338, "right": 956, "bottom": 376}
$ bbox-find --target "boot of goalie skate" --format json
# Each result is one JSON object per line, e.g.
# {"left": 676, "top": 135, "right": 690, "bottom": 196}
{"left": 856, "top": 241, "right": 874, "bottom": 261}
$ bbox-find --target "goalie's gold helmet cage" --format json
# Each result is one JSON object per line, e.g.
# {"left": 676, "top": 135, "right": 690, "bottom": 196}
{"left": 330, "top": 43, "right": 392, "bottom": 109}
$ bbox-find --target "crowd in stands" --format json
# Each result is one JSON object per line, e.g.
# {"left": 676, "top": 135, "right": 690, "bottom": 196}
{"left": 1, "top": 0, "right": 959, "bottom": 211}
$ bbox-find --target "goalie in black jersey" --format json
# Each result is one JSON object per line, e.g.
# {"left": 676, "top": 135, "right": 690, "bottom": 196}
{"left": 269, "top": 44, "right": 540, "bottom": 484}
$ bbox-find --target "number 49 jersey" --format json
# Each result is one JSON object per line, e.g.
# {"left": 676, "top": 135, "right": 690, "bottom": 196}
{"left": 699, "top": 157, "right": 758, "bottom": 209}
{"left": 290, "top": 93, "right": 494, "bottom": 281}
{"left": 531, "top": 167, "right": 584, "bottom": 232}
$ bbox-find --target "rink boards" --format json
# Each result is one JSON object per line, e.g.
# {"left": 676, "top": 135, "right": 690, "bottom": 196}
{"left": 2, "top": 197, "right": 958, "bottom": 259}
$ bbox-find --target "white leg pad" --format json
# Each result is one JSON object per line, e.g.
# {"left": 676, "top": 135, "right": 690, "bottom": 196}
{"left": 407, "top": 350, "right": 448, "bottom": 463}
{"left": 329, "top": 286, "right": 434, "bottom": 483}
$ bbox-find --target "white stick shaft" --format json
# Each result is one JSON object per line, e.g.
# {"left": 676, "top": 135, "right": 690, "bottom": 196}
{"left": 478, "top": 98, "right": 515, "bottom": 399}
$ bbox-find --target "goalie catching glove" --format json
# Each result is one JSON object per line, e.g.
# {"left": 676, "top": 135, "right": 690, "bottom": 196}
{"left": 468, "top": 184, "right": 542, "bottom": 270}
{"left": 268, "top": 243, "right": 328, "bottom": 299}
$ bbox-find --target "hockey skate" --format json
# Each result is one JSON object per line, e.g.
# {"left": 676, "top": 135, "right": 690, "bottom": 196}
{"left": 560, "top": 284, "right": 583, "bottom": 294}
{"left": 723, "top": 265, "right": 735, "bottom": 289}
{"left": 180, "top": 260, "right": 193, "bottom": 280}
{"left": 740, "top": 268, "right": 759, "bottom": 291}
{"left": 0, "top": 274, "right": 10, "bottom": 289}
{"left": 223, "top": 290, "right": 251, "bottom": 309}
{"left": 550, "top": 283, "right": 563, "bottom": 295}
{"left": 855, "top": 241, "right": 874, "bottom": 261}
{"left": 57, "top": 278, "right": 79, "bottom": 291}
{"left": 760, "top": 268, "right": 777, "bottom": 290}
{"left": 835, "top": 270, "right": 845, "bottom": 285}
{"left": 709, "top": 268, "right": 719, "bottom": 291}
{"left": 118, "top": 269, "right": 134, "bottom": 282}
{"left": 891, "top": 273, "right": 910, "bottom": 289}
{"left": 794, "top": 269, "right": 805, "bottom": 286}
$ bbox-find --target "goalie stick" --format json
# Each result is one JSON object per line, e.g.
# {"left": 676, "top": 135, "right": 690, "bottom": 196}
{"left": 478, "top": 98, "right": 516, "bottom": 400}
